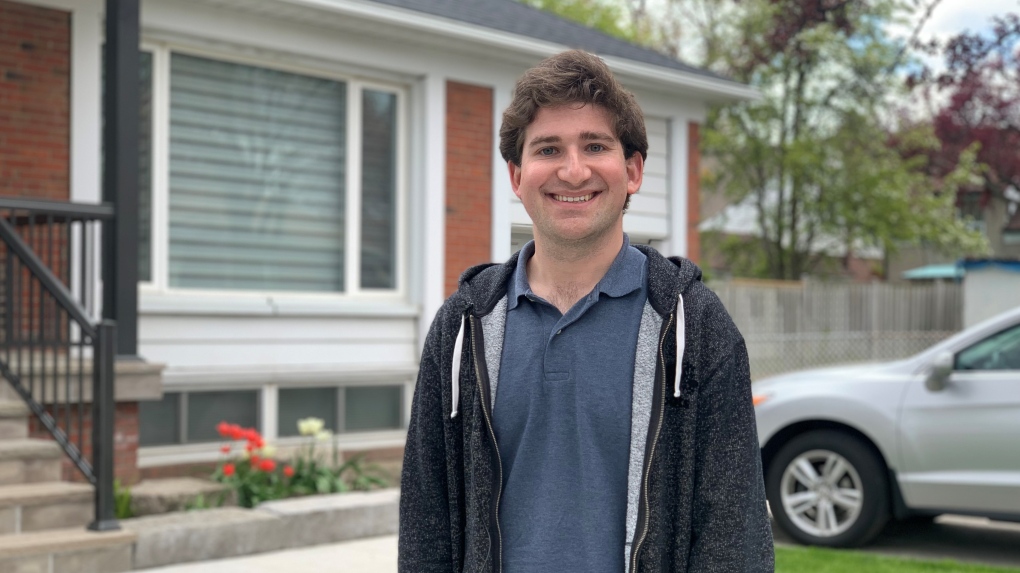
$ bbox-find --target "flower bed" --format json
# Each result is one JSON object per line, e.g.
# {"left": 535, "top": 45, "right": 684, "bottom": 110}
{"left": 213, "top": 417, "right": 388, "bottom": 508}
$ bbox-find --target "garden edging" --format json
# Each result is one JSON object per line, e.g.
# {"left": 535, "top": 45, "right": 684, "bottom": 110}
{"left": 122, "top": 487, "right": 399, "bottom": 569}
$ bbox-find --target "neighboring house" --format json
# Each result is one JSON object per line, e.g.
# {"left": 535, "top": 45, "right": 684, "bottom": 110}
{"left": 2, "top": 0, "right": 755, "bottom": 478}
{"left": 891, "top": 189, "right": 1020, "bottom": 284}
{"left": 699, "top": 190, "right": 883, "bottom": 282}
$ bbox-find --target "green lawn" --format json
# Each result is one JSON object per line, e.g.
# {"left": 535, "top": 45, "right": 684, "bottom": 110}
{"left": 776, "top": 546, "right": 1020, "bottom": 573}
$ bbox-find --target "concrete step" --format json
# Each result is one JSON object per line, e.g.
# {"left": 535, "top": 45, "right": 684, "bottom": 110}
{"left": 0, "top": 439, "right": 63, "bottom": 486}
{"left": 0, "top": 401, "right": 29, "bottom": 440}
{"left": 0, "top": 526, "right": 135, "bottom": 573}
{"left": 0, "top": 481, "right": 94, "bottom": 535}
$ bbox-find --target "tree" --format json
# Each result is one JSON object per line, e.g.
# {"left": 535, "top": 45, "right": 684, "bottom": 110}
{"left": 521, "top": 0, "right": 987, "bottom": 279}
{"left": 911, "top": 14, "right": 1020, "bottom": 218}
{"left": 519, "top": 0, "right": 642, "bottom": 44}
{"left": 690, "top": 0, "right": 985, "bottom": 279}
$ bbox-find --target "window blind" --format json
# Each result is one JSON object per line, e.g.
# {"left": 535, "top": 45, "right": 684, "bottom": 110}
{"left": 168, "top": 53, "right": 347, "bottom": 291}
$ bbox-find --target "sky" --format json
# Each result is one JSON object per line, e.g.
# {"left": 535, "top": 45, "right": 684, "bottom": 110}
{"left": 917, "top": 0, "right": 1020, "bottom": 41}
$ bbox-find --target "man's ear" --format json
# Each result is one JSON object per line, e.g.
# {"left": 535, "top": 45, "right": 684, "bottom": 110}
{"left": 626, "top": 152, "right": 644, "bottom": 196}
{"left": 508, "top": 161, "right": 523, "bottom": 199}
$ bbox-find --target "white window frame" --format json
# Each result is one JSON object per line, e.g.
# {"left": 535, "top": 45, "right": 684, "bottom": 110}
{"left": 138, "top": 41, "right": 409, "bottom": 301}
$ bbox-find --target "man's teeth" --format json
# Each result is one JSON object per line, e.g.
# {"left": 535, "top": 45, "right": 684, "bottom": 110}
{"left": 553, "top": 193, "right": 594, "bottom": 203}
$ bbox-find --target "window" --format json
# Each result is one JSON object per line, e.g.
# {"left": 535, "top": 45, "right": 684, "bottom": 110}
{"left": 137, "top": 46, "right": 404, "bottom": 294}
{"left": 346, "top": 385, "right": 403, "bottom": 432}
{"left": 138, "top": 390, "right": 259, "bottom": 446}
{"left": 278, "top": 387, "right": 338, "bottom": 437}
{"left": 956, "top": 324, "right": 1020, "bottom": 371}
{"left": 140, "top": 385, "right": 405, "bottom": 447}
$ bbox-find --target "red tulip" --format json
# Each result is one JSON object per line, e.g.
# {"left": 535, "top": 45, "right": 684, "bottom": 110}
{"left": 259, "top": 459, "right": 276, "bottom": 472}
{"left": 222, "top": 463, "right": 235, "bottom": 477}
{"left": 220, "top": 445, "right": 231, "bottom": 454}
{"left": 283, "top": 465, "right": 295, "bottom": 478}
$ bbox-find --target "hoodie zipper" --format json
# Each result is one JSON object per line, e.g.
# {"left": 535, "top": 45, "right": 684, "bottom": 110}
{"left": 470, "top": 315, "right": 504, "bottom": 573}
{"left": 630, "top": 311, "right": 674, "bottom": 573}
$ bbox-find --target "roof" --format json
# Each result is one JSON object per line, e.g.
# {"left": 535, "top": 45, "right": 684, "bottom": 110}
{"left": 370, "top": 0, "right": 730, "bottom": 82}
{"left": 959, "top": 259, "right": 1020, "bottom": 274}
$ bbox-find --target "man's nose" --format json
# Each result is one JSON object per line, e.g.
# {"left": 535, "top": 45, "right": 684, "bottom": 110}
{"left": 557, "top": 148, "right": 591, "bottom": 186}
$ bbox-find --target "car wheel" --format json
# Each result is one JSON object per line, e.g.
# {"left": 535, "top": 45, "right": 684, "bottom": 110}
{"left": 766, "top": 429, "right": 889, "bottom": 547}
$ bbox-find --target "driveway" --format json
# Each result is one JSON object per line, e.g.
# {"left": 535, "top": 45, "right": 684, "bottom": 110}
{"left": 773, "top": 515, "right": 1020, "bottom": 568}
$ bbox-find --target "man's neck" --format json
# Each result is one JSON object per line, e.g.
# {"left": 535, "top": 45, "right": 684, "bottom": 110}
{"left": 526, "top": 230, "right": 624, "bottom": 314}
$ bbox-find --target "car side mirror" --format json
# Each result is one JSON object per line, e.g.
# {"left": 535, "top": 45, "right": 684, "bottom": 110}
{"left": 925, "top": 351, "right": 954, "bottom": 392}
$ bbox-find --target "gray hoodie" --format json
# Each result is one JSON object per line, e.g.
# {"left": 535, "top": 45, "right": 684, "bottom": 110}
{"left": 399, "top": 246, "right": 775, "bottom": 573}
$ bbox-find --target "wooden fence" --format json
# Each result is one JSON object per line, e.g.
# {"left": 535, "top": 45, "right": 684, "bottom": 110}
{"left": 709, "top": 279, "right": 962, "bottom": 380}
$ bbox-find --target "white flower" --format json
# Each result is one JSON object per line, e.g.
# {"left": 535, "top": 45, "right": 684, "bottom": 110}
{"left": 297, "top": 417, "right": 325, "bottom": 436}
{"left": 315, "top": 429, "right": 333, "bottom": 442}
{"left": 261, "top": 444, "right": 277, "bottom": 458}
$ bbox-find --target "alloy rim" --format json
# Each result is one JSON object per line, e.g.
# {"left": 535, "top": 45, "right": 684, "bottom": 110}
{"left": 780, "top": 449, "right": 864, "bottom": 538}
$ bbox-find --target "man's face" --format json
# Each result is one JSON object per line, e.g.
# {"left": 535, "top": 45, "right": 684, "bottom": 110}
{"left": 509, "top": 104, "right": 643, "bottom": 249}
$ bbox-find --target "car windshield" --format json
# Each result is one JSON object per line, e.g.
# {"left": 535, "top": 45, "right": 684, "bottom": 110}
{"left": 956, "top": 323, "right": 1020, "bottom": 371}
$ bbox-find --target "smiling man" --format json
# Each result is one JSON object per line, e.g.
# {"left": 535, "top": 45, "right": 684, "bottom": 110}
{"left": 399, "top": 50, "right": 774, "bottom": 573}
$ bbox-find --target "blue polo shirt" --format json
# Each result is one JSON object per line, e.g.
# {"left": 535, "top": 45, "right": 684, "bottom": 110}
{"left": 493, "top": 235, "right": 647, "bottom": 573}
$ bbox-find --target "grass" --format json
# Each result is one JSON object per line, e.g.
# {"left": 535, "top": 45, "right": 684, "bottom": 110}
{"left": 776, "top": 546, "right": 1020, "bottom": 573}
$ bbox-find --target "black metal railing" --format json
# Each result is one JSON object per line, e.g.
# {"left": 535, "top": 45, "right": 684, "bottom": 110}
{"left": 0, "top": 197, "right": 119, "bottom": 531}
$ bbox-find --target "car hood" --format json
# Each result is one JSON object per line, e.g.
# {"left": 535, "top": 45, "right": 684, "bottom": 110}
{"left": 753, "top": 359, "right": 916, "bottom": 391}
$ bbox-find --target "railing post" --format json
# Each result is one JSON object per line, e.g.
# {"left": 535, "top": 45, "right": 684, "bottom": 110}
{"left": 88, "top": 320, "right": 119, "bottom": 531}
{"left": 102, "top": 0, "right": 140, "bottom": 357}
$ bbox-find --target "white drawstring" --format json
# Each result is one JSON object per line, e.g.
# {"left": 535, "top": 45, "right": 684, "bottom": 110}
{"left": 450, "top": 314, "right": 466, "bottom": 419}
{"left": 674, "top": 293, "right": 686, "bottom": 398}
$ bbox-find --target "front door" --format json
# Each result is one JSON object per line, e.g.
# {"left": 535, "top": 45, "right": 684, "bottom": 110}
{"left": 898, "top": 321, "right": 1020, "bottom": 516}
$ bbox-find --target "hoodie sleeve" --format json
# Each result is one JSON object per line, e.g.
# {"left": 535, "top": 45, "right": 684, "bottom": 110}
{"left": 687, "top": 296, "right": 775, "bottom": 572}
{"left": 399, "top": 306, "right": 456, "bottom": 573}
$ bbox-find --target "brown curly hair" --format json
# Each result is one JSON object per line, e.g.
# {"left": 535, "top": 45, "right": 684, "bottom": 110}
{"left": 499, "top": 50, "right": 648, "bottom": 167}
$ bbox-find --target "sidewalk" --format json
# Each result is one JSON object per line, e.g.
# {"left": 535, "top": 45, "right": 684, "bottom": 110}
{"left": 139, "top": 535, "right": 397, "bottom": 573}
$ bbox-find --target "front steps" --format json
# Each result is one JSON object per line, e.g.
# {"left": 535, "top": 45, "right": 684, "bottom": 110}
{"left": 0, "top": 527, "right": 136, "bottom": 573}
{"left": 0, "top": 395, "right": 134, "bottom": 572}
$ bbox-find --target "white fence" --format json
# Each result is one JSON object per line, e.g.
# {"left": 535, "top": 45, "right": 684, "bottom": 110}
{"left": 709, "top": 279, "right": 962, "bottom": 380}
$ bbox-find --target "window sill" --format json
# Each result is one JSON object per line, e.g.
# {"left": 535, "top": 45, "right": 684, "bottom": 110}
{"left": 139, "top": 289, "right": 418, "bottom": 318}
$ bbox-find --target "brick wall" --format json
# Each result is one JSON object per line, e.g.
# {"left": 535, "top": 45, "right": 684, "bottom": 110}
{"left": 30, "top": 402, "right": 142, "bottom": 485}
{"left": 686, "top": 122, "right": 701, "bottom": 263}
{"left": 445, "top": 81, "right": 493, "bottom": 296}
{"left": 0, "top": 0, "right": 71, "bottom": 201}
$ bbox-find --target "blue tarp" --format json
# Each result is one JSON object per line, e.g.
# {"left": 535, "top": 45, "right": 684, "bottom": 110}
{"left": 902, "top": 264, "right": 963, "bottom": 280}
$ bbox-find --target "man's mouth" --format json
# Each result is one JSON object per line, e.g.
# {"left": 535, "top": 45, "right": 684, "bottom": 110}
{"left": 551, "top": 192, "right": 597, "bottom": 203}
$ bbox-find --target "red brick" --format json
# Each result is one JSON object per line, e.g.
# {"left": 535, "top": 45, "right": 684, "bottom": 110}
{"left": 444, "top": 82, "right": 493, "bottom": 296}
{"left": 687, "top": 122, "right": 701, "bottom": 264}
{"left": 0, "top": 0, "right": 70, "bottom": 202}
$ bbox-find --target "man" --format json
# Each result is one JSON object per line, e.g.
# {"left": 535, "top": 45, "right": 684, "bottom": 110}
{"left": 400, "top": 50, "right": 774, "bottom": 573}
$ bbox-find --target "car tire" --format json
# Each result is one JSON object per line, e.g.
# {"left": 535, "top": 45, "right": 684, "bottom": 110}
{"left": 766, "top": 429, "right": 889, "bottom": 547}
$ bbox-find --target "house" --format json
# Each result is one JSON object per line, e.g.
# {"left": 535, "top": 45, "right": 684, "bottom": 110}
{"left": 2, "top": 0, "right": 755, "bottom": 484}
{"left": 892, "top": 189, "right": 1020, "bottom": 283}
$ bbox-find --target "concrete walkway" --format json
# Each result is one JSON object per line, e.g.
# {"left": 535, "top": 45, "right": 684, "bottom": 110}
{"left": 138, "top": 535, "right": 397, "bottom": 573}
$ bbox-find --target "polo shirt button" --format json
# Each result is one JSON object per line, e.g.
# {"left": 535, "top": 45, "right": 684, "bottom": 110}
{"left": 556, "top": 329, "right": 562, "bottom": 335}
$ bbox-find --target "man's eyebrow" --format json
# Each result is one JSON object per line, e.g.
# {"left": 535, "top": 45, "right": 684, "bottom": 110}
{"left": 526, "top": 132, "right": 615, "bottom": 148}
{"left": 527, "top": 135, "right": 561, "bottom": 148}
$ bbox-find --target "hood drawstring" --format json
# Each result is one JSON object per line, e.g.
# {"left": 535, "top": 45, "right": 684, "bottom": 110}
{"left": 674, "top": 293, "right": 686, "bottom": 398}
{"left": 450, "top": 314, "right": 466, "bottom": 419}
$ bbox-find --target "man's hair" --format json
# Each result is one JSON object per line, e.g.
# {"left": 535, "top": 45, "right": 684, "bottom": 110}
{"left": 499, "top": 50, "right": 648, "bottom": 167}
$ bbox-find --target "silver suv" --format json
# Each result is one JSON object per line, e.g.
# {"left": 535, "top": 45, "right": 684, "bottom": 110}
{"left": 753, "top": 305, "right": 1020, "bottom": 547}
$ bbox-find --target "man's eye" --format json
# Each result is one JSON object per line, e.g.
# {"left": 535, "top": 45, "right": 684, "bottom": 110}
{"left": 589, "top": 144, "right": 605, "bottom": 152}
{"left": 539, "top": 147, "right": 556, "bottom": 156}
